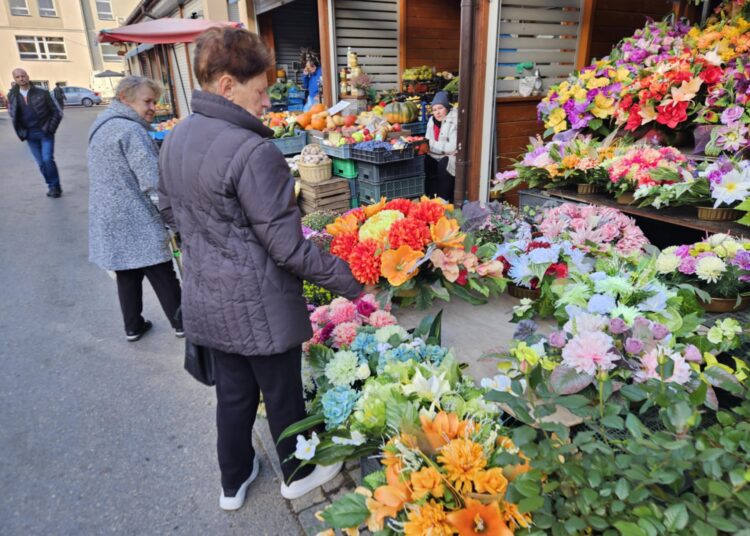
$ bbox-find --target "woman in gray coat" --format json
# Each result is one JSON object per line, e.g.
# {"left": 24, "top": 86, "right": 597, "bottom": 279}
{"left": 88, "top": 76, "right": 182, "bottom": 341}
{"left": 158, "top": 28, "right": 362, "bottom": 511}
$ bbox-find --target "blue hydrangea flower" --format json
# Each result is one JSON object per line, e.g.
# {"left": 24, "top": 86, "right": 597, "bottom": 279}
{"left": 350, "top": 332, "right": 378, "bottom": 361}
{"left": 587, "top": 294, "right": 616, "bottom": 315}
{"left": 528, "top": 246, "right": 559, "bottom": 265}
{"left": 377, "top": 344, "right": 421, "bottom": 373}
{"left": 322, "top": 386, "right": 359, "bottom": 430}
{"left": 421, "top": 344, "right": 448, "bottom": 366}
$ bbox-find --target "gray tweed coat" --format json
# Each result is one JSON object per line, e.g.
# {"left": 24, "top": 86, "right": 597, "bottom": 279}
{"left": 88, "top": 101, "right": 171, "bottom": 271}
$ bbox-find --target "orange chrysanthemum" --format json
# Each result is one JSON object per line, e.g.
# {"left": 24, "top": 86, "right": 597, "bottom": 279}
{"left": 502, "top": 500, "right": 533, "bottom": 530}
{"left": 437, "top": 438, "right": 487, "bottom": 495}
{"left": 404, "top": 501, "right": 454, "bottom": 536}
{"left": 364, "top": 197, "right": 387, "bottom": 218}
{"left": 348, "top": 239, "right": 382, "bottom": 285}
{"left": 409, "top": 199, "right": 446, "bottom": 224}
{"left": 409, "top": 466, "right": 445, "bottom": 500}
{"left": 447, "top": 499, "right": 513, "bottom": 536}
{"left": 380, "top": 245, "right": 423, "bottom": 287}
{"left": 326, "top": 213, "right": 360, "bottom": 237}
{"left": 347, "top": 207, "right": 367, "bottom": 223}
{"left": 431, "top": 217, "right": 466, "bottom": 249}
{"left": 387, "top": 217, "right": 432, "bottom": 251}
{"left": 381, "top": 434, "right": 417, "bottom": 470}
{"left": 384, "top": 198, "right": 416, "bottom": 216}
{"left": 421, "top": 411, "right": 475, "bottom": 451}
{"left": 474, "top": 468, "right": 508, "bottom": 496}
{"left": 330, "top": 231, "right": 359, "bottom": 260}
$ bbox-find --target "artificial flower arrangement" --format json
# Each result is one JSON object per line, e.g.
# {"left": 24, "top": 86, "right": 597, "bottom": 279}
{"left": 655, "top": 234, "right": 750, "bottom": 311}
{"left": 283, "top": 308, "right": 500, "bottom": 470}
{"left": 686, "top": 0, "right": 750, "bottom": 64}
{"left": 316, "top": 411, "right": 532, "bottom": 535}
{"left": 326, "top": 196, "right": 507, "bottom": 307}
{"left": 537, "top": 203, "right": 650, "bottom": 257}
{"left": 498, "top": 135, "right": 615, "bottom": 194}
{"left": 604, "top": 144, "right": 693, "bottom": 200}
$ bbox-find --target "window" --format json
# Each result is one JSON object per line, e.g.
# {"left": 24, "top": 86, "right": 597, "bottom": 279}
{"left": 100, "top": 44, "right": 120, "bottom": 62}
{"left": 95, "top": 0, "right": 114, "bottom": 20}
{"left": 38, "top": 0, "right": 57, "bottom": 17}
{"left": 31, "top": 80, "right": 49, "bottom": 89}
{"left": 10, "top": 0, "right": 30, "bottom": 16}
{"left": 16, "top": 36, "right": 68, "bottom": 61}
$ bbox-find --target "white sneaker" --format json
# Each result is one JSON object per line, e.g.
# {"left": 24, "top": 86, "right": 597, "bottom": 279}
{"left": 280, "top": 462, "right": 343, "bottom": 500}
{"left": 219, "top": 457, "right": 260, "bottom": 511}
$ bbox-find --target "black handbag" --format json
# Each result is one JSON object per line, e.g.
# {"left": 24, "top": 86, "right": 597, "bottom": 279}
{"left": 184, "top": 339, "right": 215, "bottom": 386}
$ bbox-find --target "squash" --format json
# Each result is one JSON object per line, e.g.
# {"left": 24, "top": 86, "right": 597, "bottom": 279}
{"left": 309, "top": 103, "right": 326, "bottom": 114}
{"left": 311, "top": 116, "right": 326, "bottom": 131}
{"left": 296, "top": 112, "right": 312, "bottom": 129}
{"left": 383, "top": 102, "right": 418, "bottom": 124}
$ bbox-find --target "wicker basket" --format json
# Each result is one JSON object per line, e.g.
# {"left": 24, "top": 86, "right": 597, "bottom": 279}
{"left": 577, "top": 183, "right": 601, "bottom": 195}
{"left": 616, "top": 192, "right": 635, "bottom": 205}
{"left": 699, "top": 295, "right": 750, "bottom": 313}
{"left": 696, "top": 206, "right": 743, "bottom": 221}
{"left": 298, "top": 161, "right": 332, "bottom": 184}
{"left": 507, "top": 283, "right": 541, "bottom": 300}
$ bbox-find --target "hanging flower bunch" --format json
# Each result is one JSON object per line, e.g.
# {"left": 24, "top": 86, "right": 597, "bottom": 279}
{"left": 317, "top": 412, "right": 532, "bottom": 535}
{"left": 326, "top": 197, "right": 506, "bottom": 306}
{"left": 605, "top": 145, "right": 692, "bottom": 196}
{"left": 538, "top": 203, "right": 650, "bottom": 256}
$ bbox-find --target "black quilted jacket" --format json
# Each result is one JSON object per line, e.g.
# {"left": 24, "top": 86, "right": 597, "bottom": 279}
{"left": 158, "top": 90, "right": 362, "bottom": 356}
{"left": 7, "top": 84, "right": 62, "bottom": 141}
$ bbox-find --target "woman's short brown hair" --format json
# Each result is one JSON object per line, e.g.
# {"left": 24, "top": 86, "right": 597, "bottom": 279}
{"left": 193, "top": 27, "right": 273, "bottom": 87}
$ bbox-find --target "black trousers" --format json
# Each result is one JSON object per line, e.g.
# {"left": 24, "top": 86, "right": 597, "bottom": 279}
{"left": 425, "top": 155, "right": 455, "bottom": 203}
{"left": 114, "top": 261, "right": 182, "bottom": 333}
{"left": 212, "top": 346, "right": 315, "bottom": 491}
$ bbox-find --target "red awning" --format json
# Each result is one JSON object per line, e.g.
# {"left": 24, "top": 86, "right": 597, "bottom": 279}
{"left": 98, "top": 18, "right": 241, "bottom": 45}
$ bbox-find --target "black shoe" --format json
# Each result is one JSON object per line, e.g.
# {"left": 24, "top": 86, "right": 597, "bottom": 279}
{"left": 126, "top": 320, "right": 153, "bottom": 342}
{"left": 47, "top": 186, "right": 62, "bottom": 198}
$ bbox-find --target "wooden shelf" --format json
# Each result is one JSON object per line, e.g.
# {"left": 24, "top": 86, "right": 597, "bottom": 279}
{"left": 545, "top": 189, "right": 749, "bottom": 238}
{"left": 496, "top": 95, "right": 544, "bottom": 104}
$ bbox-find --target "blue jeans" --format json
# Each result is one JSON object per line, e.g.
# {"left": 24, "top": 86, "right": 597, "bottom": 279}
{"left": 26, "top": 129, "right": 60, "bottom": 189}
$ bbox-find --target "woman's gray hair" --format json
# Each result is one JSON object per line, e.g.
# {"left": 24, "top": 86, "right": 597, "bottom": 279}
{"left": 115, "top": 75, "right": 162, "bottom": 102}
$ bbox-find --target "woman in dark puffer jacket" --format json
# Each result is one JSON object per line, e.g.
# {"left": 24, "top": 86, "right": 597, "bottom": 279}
{"left": 158, "top": 27, "right": 362, "bottom": 511}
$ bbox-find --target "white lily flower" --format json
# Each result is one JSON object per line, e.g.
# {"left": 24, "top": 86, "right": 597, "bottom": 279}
{"left": 294, "top": 432, "right": 320, "bottom": 461}
{"left": 480, "top": 374, "right": 513, "bottom": 392}
{"left": 331, "top": 430, "right": 366, "bottom": 446}
{"left": 402, "top": 370, "right": 451, "bottom": 401}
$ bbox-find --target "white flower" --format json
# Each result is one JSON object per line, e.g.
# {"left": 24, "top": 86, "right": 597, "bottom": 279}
{"left": 331, "top": 430, "right": 366, "bottom": 446}
{"left": 375, "top": 325, "right": 409, "bottom": 344}
{"left": 655, "top": 252, "right": 681, "bottom": 274}
{"left": 294, "top": 432, "right": 320, "bottom": 461}
{"left": 324, "top": 350, "right": 361, "bottom": 387}
{"left": 355, "top": 363, "right": 371, "bottom": 381}
{"left": 707, "top": 325, "right": 724, "bottom": 345}
{"left": 481, "top": 374, "right": 513, "bottom": 392}
{"left": 402, "top": 370, "right": 451, "bottom": 401}
{"left": 702, "top": 47, "right": 723, "bottom": 66}
{"left": 712, "top": 168, "right": 750, "bottom": 208}
{"left": 695, "top": 256, "right": 726, "bottom": 283}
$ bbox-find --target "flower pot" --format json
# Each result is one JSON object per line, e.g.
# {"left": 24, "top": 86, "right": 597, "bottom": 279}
{"left": 696, "top": 206, "right": 743, "bottom": 222}
{"left": 507, "top": 283, "right": 541, "bottom": 300}
{"left": 616, "top": 192, "right": 635, "bottom": 205}
{"left": 577, "top": 183, "right": 601, "bottom": 195}
{"left": 699, "top": 294, "right": 750, "bottom": 313}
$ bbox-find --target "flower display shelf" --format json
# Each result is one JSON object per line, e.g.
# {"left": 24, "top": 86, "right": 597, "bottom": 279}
{"left": 697, "top": 206, "right": 744, "bottom": 222}
{"left": 699, "top": 295, "right": 750, "bottom": 314}
{"left": 507, "top": 283, "right": 541, "bottom": 300}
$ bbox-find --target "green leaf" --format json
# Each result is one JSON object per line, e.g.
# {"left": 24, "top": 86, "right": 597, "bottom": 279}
{"left": 707, "top": 514, "right": 738, "bottom": 532}
{"left": 513, "top": 474, "right": 541, "bottom": 497}
{"left": 620, "top": 384, "right": 648, "bottom": 402}
{"left": 625, "top": 414, "right": 645, "bottom": 440}
{"left": 518, "top": 495, "right": 545, "bottom": 513}
{"left": 615, "top": 478, "right": 630, "bottom": 500}
{"left": 549, "top": 366, "right": 594, "bottom": 395}
{"left": 704, "top": 366, "right": 743, "bottom": 395}
{"left": 278, "top": 413, "right": 325, "bottom": 442}
{"left": 690, "top": 381, "right": 708, "bottom": 406}
{"left": 666, "top": 401, "right": 692, "bottom": 430}
{"left": 557, "top": 394, "right": 592, "bottom": 409}
{"left": 320, "top": 492, "right": 370, "bottom": 529}
{"left": 363, "top": 469, "right": 386, "bottom": 490}
{"left": 588, "top": 516, "right": 609, "bottom": 530}
{"left": 602, "top": 415, "right": 625, "bottom": 430}
{"left": 707, "top": 480, "right": 732, "bottom": 499}
{"left": 663, "top": 503, "right": 688, "bottom": 531}
{"left": 615, "top": 521, "right": 647, "bottom": 536}
{"left": 512, "top": 426, "right": 538, "bottom": 447}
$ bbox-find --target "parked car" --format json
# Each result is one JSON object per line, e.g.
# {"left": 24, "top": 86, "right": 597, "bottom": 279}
{"left": 60, "top": 86, "right": 102, "bottom": 107}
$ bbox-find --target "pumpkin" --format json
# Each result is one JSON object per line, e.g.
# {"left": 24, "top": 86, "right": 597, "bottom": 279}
{"left": 309, "top": 103, "right": 326, "bottom": 114}
{"left": 383, "top": 102, "right": 418, "bottom": 124}
{"left": 296, "top": 112, "right": 312, "bottom": 129}
{"left": 311, "top": 117, "right": 326, "bottom": 131}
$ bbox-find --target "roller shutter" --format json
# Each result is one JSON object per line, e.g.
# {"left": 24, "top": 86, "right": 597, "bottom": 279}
{"left": 228, "top": 0, "right": 241, "bottom": 21}
{"left": 271, "top": 0, "right": 320, "bottom": 85}
{"left": 171, "top": 43, "right": 193, "bottom": 117}
{"left": 334, "top": 0, "right": 399, "bottom": 93}
{"left": 495, "top": 0, "right": 584, "bottom": 96}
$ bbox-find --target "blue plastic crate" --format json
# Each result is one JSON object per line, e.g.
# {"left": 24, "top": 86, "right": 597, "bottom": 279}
{"left": 356, "top": 156, "right": 425, "bottom": 184}
{"left": 287, "top": 104, "right": 304, "bottom": 112}
{"left": 402, "top": 120, "right": 427, "bottom": 136}
{"left": 351, "top": 145, "right": 414, "bottom": 164}
{"left": 359, "top": 175, "right": 425, "bottom": 205}
{"left": 268, "top": 131, "right": 307, "bottom": 155}
{"left": 320, "top": 143, "right": 353, "bottom": 159}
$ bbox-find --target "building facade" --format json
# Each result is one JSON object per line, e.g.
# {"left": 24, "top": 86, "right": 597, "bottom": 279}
{"left": 0, "top": 0, "right": 139, "bottom": 96}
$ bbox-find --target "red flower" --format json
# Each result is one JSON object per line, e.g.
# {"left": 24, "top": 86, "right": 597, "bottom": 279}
{"left": 348, "top": 240, "right": 382, "bottom": 285}
{"left": 384, "top": 198, "right": 415, "bottom": 216}
{"left": 656, "top": 101, "right": 689, "bottom": 129}
{"left": 409, "top": 201, "right": 446, "bottom": 224}
{"left": 625, "top": 104, "right": 643, "bottom": 132}
{"left": 388, "top": 217, "right": 431, "bottom": 251}
{"left": 525, "top": 241, "right": 551, "bottom": 253}
{"left": 471, "top": 245, "right": 478, "bottom": 254}
{"left": 545, "top": 263, "right": 569, "bottom": 279}
{"left": 670, "top": 70, "right": 692, "bottom": 85}
{"left": 346, "top": 207, "right": 367, "bottom": 223}
{"left": 455, "top": 269, "right": 468, "bottom": 286}
{"left": 620, "top": 94, "right": 633, "bottom": 110}
{"left": 498, "top": 256, "right": 511, "bottom": 276}
{"left": 356, "top": 299, "right": 377, "bottom": 317}
{"left": 330, "top": 231, "right": 359, "bottom": 260}
{"left": 699, "top": 66, "right": 723, "bottom": 85}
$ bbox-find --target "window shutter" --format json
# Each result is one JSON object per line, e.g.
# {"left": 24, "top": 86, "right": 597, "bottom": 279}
{"left": 496, "top": 0, "right": 583, "bottom": 96}
{"left": 172, "top": 43, "right": 193, "bottom": 117}
{"left": 227, "top": 0, "right": 241, "bottom": 22}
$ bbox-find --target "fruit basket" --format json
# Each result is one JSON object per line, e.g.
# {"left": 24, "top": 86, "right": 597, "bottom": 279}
{"left": 356, "top": 155, "right": 425, "bottom": 184}
{"left": 297, "top": 144, "right": 333, "bottom": 184}
{"left": 359, "top": 175, "right": 425, "bottom": 204}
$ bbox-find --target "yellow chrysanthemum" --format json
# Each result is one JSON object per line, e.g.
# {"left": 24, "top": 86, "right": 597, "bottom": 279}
{"left": 474, "top": 467, "right": 508, "bottom": 496}
{"left": 404, "top": 501, "right": 454, "bottom": 536}
{"left": 437, "top": 438, "right": 487, "bottom": 494}
{"left": 545, "top": 108, "right": 568, "bottom": 133}
{"left": 358, "top": 210, "right": 404, "bottom": 243}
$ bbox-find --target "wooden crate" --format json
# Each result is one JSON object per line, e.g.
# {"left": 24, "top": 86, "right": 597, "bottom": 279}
{"left": 298, "top": 177, "right": 351, "bottom": 215}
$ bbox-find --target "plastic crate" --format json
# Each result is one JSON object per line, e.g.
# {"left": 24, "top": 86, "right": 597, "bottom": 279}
{"left": 269, "top": 131, "right": 307, "bottom": 155}
{"left": 348, "top": 178, "right": 359, "bottom": 201}
{"left": 287, "top": 104, "right": 304, "bottom": 112}
{"left": 359, "top": 175, "right": 425, "bottom": 204}
{"left": 320, "top": 143, "right": 353, "bottom": 159}
{"left": 332, "top": 157, "right": 358, "bottom": 179}
{"left": 149, "top": 130, "right": 168, "bottom": 141}
{"left": 356, "top": 155, "right": 425, "bottom": 184}
{"left": 351, "top": 145, "right": 415, "bottom": 164}
{"left": 402, "top": 120, "right": 427, "bottom": 136}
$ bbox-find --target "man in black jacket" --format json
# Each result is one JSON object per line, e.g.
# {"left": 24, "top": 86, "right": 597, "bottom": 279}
{"left": 8, "top": 68, "right": 63, "bottom": 197}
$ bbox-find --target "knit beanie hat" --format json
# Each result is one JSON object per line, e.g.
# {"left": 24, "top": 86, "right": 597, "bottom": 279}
{"left": 431, "top": 91, "right": 450, "bottom": 109}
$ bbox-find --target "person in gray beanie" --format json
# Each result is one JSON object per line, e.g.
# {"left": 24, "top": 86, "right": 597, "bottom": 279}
{"left": 425, "top": 91, "right": 457, "bottom": 202}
